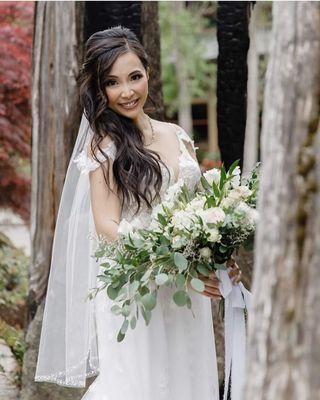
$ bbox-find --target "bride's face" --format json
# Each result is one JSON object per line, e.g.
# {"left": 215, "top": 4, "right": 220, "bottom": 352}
{"left": 104, "top": 52, "right": 149, "bottom": 119}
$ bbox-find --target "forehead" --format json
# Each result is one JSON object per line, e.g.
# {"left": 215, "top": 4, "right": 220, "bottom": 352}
{"left": 108, "top": 52, "right": 144, "bottom": 76}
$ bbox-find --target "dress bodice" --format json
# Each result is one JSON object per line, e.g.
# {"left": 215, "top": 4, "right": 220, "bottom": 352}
{"left": 74, "top": 125, "right": 202, "bottom": 228}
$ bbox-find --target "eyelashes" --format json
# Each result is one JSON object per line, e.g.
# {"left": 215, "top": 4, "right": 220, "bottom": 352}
{"left": 105, "top": 73, "right": 143, "bottom": 87}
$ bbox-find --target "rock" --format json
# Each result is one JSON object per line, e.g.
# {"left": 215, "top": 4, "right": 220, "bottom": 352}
{"left": 0, "top": 338, "right": 20, "bottom": 400}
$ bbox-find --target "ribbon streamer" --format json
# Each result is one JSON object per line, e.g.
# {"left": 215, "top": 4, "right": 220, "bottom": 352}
{"left": 216, "top": 269, "right": 252, "bottom": 400}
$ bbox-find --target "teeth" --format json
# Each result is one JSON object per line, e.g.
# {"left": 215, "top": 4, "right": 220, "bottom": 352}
{"left": 121, "top": 99, "right": 138, "bottom": 107}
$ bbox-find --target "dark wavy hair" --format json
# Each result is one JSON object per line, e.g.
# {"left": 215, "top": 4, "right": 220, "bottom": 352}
{"left": 78, "top": 26, "right": 170, "bottom": 216}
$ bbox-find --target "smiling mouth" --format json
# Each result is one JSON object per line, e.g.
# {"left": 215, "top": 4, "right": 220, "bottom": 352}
{"left": 119, "top": 98, "right": 139, "bottom": 109}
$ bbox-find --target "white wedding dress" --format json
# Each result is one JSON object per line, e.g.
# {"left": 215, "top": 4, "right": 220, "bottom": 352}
{"left": 78, "top": 125, "right": 220, "bottom": 400}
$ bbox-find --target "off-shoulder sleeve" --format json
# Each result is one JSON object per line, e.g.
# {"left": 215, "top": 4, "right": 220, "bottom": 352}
{"left": 74, "top": 141, "right": 117, "bottom": 175}
{"left": 171, "top": 124, "right": 199, "bottom": 163}
{"left": 176, "top": 127, "right": 199, "bottom": 152}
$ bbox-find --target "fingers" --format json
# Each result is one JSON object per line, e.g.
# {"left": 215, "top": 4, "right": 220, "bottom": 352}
{"left": 227, "top": 261, "right": 242, "bottom": 284}
{"left": 202, "top": 288, "right": 222, "bottom": 299}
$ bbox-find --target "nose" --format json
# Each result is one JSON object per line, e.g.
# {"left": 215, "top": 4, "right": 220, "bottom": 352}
{"left": 120, "top": 83, "right": 134, "bottom": 99}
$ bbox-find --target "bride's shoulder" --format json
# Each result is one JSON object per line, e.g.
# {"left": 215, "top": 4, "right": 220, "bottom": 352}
{"left": 151, "top": 119, "right": 183, "bottom": 136}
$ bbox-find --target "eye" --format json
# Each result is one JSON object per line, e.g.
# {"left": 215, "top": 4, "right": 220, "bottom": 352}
{"left": 106, "top": 79, "right": 117, "bottom": 87}
{"left": 131, "top": 73, "right": 143, "bottom": 81}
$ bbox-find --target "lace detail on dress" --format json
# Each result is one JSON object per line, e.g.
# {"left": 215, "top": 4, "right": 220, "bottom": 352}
{"left": 74, "top": 142, "right": 117, "bottom": 175}
{"left": 176, "top": 126, "right": 199, "bottom": 151}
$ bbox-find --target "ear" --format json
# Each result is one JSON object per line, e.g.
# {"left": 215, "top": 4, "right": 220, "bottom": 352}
{"left": 146, "top": 66, "right": 150, "bottom": 80}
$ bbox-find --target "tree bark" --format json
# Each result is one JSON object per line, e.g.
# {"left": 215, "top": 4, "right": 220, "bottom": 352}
{"left": 245, "top": 3, "right": 320, "bottom": 400}
{"left": 243, "top": 5, "right": 259, "bottom": 178}
{"left": 21, "top": 2, "right": 86, "bottom": 399}
{"left": 141, "top": 1, "right": 164, "bottom": 120}
{"left": 171, "top": 1, "right": 193, "bottom": 135}
{"left": 217, "top": 1, "right": 251, "bottom": 170}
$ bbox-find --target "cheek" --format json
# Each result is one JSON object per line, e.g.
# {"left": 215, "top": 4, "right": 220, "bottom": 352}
{"left": 137, "top": 78, "right": 148, "bottom": 96}
{"left": 105, "top": 89, "right": 118, "bottom": 106}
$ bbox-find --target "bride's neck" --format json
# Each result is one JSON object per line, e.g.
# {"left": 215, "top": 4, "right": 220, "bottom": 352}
{"left": 132, "top": 112, "right": 153, "bottom": 141}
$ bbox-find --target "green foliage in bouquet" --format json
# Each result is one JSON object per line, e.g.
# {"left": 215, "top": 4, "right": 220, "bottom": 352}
{"left": 91, "top": 160, "right": 260, "bottom": 341}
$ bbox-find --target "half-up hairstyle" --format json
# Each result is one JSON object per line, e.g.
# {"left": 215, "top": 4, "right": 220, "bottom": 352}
{"left": 78, "top": 26, "right": 170, "bottom": 216}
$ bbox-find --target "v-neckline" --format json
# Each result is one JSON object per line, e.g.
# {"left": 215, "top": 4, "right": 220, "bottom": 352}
{"left": 152, "top": 127, "right": 184, "bottom": 186}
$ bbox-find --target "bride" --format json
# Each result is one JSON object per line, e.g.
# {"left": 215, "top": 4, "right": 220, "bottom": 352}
{"left": 35, "top": 26, "right": 241, "bottom": 400}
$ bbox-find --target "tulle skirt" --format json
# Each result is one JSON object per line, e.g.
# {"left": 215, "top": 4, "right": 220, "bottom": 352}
{"left": 81, "top": 284, "right": 219, "bottom": 400}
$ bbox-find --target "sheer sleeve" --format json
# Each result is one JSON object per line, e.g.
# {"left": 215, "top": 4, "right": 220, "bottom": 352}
{"left": 74, "top": 141, "right": 117, "bottom": 174}
{"left": 172, "top": 124, "right": 199, "bottom": 163}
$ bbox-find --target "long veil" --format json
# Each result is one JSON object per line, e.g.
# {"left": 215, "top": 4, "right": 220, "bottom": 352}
{"left": 35, "top": 113, "right": 100, "bottom": 387}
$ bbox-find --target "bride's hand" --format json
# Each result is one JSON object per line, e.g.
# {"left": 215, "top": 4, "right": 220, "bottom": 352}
{"left": 226, "top": 256, "right": 242, "bottom": 285}
{"left": 195, "top": 257, "right": 242, "bottom": 299}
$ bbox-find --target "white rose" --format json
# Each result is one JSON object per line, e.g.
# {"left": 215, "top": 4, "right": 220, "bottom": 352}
{"left": 199, "top": 247, "right": 212, "bottom": 259}
{"left": 206, "top": 227, "right": 222, "bottom": 243}
{"left": 220, "top": 196, "right": 236, "bottom": 209}
{"left": 203, "top": 168, "right": 221, "bottom": 186}
{"left": 186, "top": 196, "right": 206, "bottom": 212}
{"left": 172, "top": 210, "right": 194, "bottom": 230}
{"left": 198, "top": 207, "right": 225, "bottom": 225}
{"left": 235, "top": 185, "right": 252, "bottom": 198}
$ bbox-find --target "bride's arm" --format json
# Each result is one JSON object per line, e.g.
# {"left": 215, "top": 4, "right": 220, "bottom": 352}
{"left": 89, "top": 159, "right": 122, "bottom": 242}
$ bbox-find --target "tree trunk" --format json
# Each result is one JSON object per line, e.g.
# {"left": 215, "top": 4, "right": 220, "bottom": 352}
{"left": 243, "top": 5, "right": 259, "bottom": 178}
{"left": 21, "top": 2, "right": 86, "bottom": 399}
{"left": 141, "top": 1, "right": 164, "bottom": 120}
{"left": 215, "top": 3, "right": 252, "bottom": 394}
{"left": 171, "top": 1, "right": 193, "bottom": 135}
{"left": 216, "top": 1, "right": 251, "bottom": 170}
{"left": 245, "top": 3, "right": 320, "bottom": 400}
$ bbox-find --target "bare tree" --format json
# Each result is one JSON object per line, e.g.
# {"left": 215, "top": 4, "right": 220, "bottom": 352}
{"left": 245, "top": 3, "right": 320, "bottom": 400}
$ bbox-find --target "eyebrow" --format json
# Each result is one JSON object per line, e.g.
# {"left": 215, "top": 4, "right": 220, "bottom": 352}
{"left": 106, "top": 69, "right": 143, "bottom": 78}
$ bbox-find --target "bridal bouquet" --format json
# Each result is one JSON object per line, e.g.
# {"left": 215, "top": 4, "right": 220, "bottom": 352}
{"left": 92, "top": 161, "right": 260, "bottom": 341}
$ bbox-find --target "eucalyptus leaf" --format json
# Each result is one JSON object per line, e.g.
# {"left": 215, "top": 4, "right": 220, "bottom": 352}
{"left": 141, "top": 307, "right": 152, "bottom": 325}
{"left": 190, "top": 278, "right": 205, "bottom": 292}
{"left": 141, "top": 292, "right": 157, "bottom": 311}
{"left": 107, "top": 285, "right": 120, "bottom": 300}
{"left": 121, "top": 304, "right": 131, "bottom": 317}
{"left": 110, "top": 305, "right": 122, "bottom": 315}
{"left": 197, "top": 264, "right": 211, "bottom": 277}
{"left": 130, "top": 316, "right": 137, "bottom": 329}
{"left": 121, "top": 319, "right": 129, "bottom": 334}
{"left": 117, "top": 330, "right": 125, "bottom": 342}
{"left": 175, "top": 273, "right": 186, "bottom": 289}
{"left": 155, "top": 273, "right": 169, "bottom": 285}
{"left": 173, "top": 290, "right": 188, "bottom": 307}
{"left": 173, "top": 252, "right": 188, "bottom": 272}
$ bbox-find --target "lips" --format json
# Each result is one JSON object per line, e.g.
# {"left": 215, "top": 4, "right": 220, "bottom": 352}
{"left": 119, "top": 98, "right": 139, "bottom": 110}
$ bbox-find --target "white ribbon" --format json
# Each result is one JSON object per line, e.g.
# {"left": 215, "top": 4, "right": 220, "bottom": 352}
{"left": 216, "top": 269, "right": 252, "bottom": 400}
